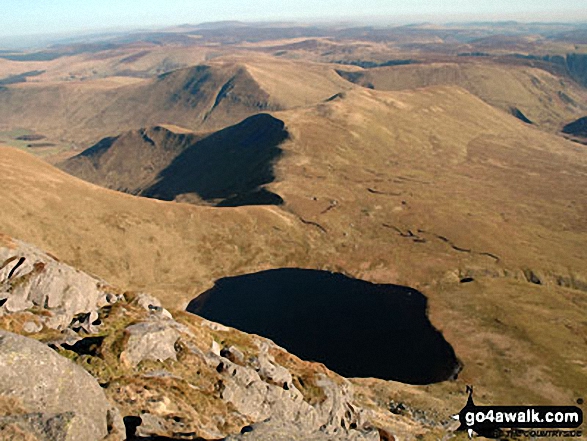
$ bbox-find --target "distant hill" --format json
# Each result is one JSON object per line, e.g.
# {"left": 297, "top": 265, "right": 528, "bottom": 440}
{"left": 336, "top": 61, "right": 587, "bottom": 132}
{"left": 0, "top": 58, "right": 350, "bottom": 145}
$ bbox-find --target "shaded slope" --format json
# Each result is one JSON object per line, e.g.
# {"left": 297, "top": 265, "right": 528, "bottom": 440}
{"left": 566, "top": 53, "right": 587, "bottom": 88}
{"left": 60, "top": 114, "right": 288, "bottom": 206}
{"left": 59, "top": 126, "right": 203, "bottom": 194}
{"left": 509, "top": 106, "right": 533, "bottom": 124}
{"left": 143, "top": 113, "right": 287, "bottom": 206}
{"left": 562, "top": 115, "right": 587, "bottom": 137}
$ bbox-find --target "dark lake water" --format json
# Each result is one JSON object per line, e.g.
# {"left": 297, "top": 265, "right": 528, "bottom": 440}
{"left": 187, "top": 268, "right": 461, "bottom": 384}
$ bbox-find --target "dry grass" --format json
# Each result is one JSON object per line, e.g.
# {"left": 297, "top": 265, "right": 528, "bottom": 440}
{"left": 340, "top": 61, "right": 587, "bottom": 132}
{"left": 0, "top": 55, "right": 353, "bottom": 146}
{"left": 0, "top": 53, "right": 584, "bottom": 427}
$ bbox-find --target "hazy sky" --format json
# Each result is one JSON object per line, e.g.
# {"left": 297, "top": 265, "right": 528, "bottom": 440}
{"left": 0, "top": 0, "right": 585, "bottom": 37}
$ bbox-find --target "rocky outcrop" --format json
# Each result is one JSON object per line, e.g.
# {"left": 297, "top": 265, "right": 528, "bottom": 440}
{"left": 208, "top": 338, "right": 373, "bottom": 439}
{"left": 120, "top": 320, "right": 181, "bottom": 367}
{"left": 114, "top": 308, "right": 376, "bottom": 439}
{"left": 0, "top": 330, "right": 119, "bottom": 441}
{"left": 0, "top": 236, "right": 434, "bottom": 440}
{"left": 0, "top": 239, "right": 121, "bottom": 331}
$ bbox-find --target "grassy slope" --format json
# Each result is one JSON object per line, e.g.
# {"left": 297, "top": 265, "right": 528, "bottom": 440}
{"left": 339, "top": 61, "right": 587, "bottom": 132}
{"left": 0, "top": 56, "right": 350, "bottom": 146}
{"left": 274, "top": 85, "right": 587, "bottom": 408}
{"left": 0, "top": 146, "right": 322, "bottom": 306}
{"left": 0, "top": 83, "right": 585, "bottom": 419}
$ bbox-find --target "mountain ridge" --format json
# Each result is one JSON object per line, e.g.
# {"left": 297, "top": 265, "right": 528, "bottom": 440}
{"left": 0, "top": 58, "right": 351, "bottom": 145}
{"left": 59, "top": 113, "right": 288, "bottom": 206}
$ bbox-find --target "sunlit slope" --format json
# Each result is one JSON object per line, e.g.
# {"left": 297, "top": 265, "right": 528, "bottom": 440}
{"left": 0, "top": 58, "right": 351, "bottom": 145}
{"left": 0, "top": 146, "right": 320, "bottom": 307}
{"left": 239, "top": 56, "right": 353, "bottom": 107}
{"left": 272, "top": 85, "right": 587, "bottom": 405}
{"left": 1, "top": 85, "right": 585, "bottom": 407}
{"left": 4, "top": 84, "right": 585, "bottom": 303}
{"left": 337, "top": 61, "right": 587, "bottom": 132}
{"left": 274, "top": 85, "right": 587, "bottom": 278}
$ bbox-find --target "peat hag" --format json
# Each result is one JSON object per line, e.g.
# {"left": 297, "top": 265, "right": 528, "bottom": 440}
{"left": 187, "top": 269, "right": 461, "bottom": 385}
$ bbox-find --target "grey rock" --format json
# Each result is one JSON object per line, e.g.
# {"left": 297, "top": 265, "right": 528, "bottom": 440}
{"left": 134, "top": 293, "right": 174, "bottom": 319}
{"left": 4, "top": 296, "right": 34, "bottom": 313}
{"left": 221, "top": 345, "right": 246, "bottom": 364}
{"left": 135, "top": 413, "right": 167, "bottom": 438}
{"left": 106, "top": 406, "right": 126, "bottom": 438}
{"left": 42, "top": 311, "right": 71, "bottom": 331}
{"left": 0, "top": 330, "right": 111, "bottom": 441}
{"left": 0, "top": 240, "right": 120, "bottom": 330}
{"left": 135, "top": 293, "right": 163, "bottom": 310}
{"left": 212, "top": 341, "right": 370, "bottom": 438}
{"left": 22, "top": 321, "right": 43, "bottom": 334}
{"left": 255, "top": 343, "right": 293, "bottom": 388}
{"left": 121, "top": 320, "right": 180, "bottom": 367}
{"left": 0, "top": 412, "right": 75, "bottom": 441}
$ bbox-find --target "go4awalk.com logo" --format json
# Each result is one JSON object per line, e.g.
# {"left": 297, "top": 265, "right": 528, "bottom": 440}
{"left": 453, "top": 386, "right": 584, "bottom": 438}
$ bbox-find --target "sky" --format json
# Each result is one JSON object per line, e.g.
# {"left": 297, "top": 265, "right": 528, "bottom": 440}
{"left": 0, "top": 0, "right": 585, "bottom": 38}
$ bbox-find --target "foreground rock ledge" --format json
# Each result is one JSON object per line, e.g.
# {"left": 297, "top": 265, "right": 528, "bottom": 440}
{"left": 0, "top": 235, "right": 453, "bottom": 440}
{"left": 0, "top": 330, "right": 115, "bottom": 441}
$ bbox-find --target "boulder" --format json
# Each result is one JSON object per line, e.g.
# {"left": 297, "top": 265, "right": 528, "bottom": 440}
{"left": 0, "top": 330, "right": 114, "bottom": 441}
{"left": 134, "top": 293, "right": 173, "bottom": 319}
{"left": 120, "top": 320, "right": 180, "bottom": 367}
{"left": 0, "top": 240, "right": 120, "bottom": 330}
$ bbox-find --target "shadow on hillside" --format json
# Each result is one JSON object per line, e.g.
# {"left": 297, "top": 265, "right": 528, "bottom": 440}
{"left": 143, "top": 113, "right": 287, "bottom": 207}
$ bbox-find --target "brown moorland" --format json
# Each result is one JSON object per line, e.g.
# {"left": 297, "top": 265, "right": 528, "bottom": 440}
{"left": 1, "top": 78, "right": 585, "bottom": 423}
{"left": 0, "top": 56, "right": 351, "bottom": 146}
{"left": 336, "top": 61, "right": 587, "bottom": 132}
